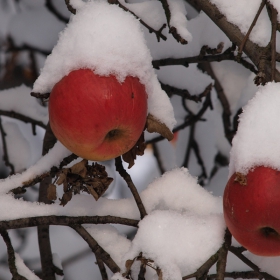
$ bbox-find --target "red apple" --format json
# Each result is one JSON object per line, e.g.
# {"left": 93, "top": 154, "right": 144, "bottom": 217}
{"left": 49, "top": 69, "right": 148, "bottom": 161}
{"left": 223, "top": 166, "right": 280, "bottom": 256}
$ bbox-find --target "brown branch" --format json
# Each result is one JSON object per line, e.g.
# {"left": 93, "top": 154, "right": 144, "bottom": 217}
{"left": 187, "top": 0, "right": 280, "bottom": 83}
{"left": 0, "top": 230, "right": 28, "bottom": 280}
{"left": 65, "top": 0, "right": 76, "bottom": 14}
{"left": 0, "top": 117, "right": 15, "bottom": 174}
{"left": 45, "top": 0, "right": 69, "bottom": 23}
{"left": 115, "top": 157, "right": 147, "bottom": 219}
{"left": 146, "top": 87, "right": 212, "bottom": 144}
{"left": 182, "top": 248, "right": 219, "bottom": 279}
{"left": 96, "top": 258, "right": 108, "bottom": 280}
{"left": 37, "top": 122, "right": 57, "bottom": 280}
{"left": 152, "top": 143, "right": 166, "bottom": 175}
{"left": 0, "top": 110, "right": 47, "bottom": 130}
{"left": 268, "top": 3, "right": 278, "bottom": 81}
{"left": 198, "top": 62, "right": 234, "bottom": 144}
{"left": 238, "top": 0, "right": 267, "bottom": 57}
{"left": 71, "top": 224, "right": 120, "bottom": 273}
{"left": 108, "top": 0, "right": 167, "bottom": 42}
{"left": 229, "top": 246, "right": 260, "bottom": 272}
{"left": 0, "top": 215, "right": 139, "bottom": 230}
{"left": 158, "top": 0, "right": 188, "bottom": 44}
{"left": 216, "top": 229, "right": 231, "bottom": 280}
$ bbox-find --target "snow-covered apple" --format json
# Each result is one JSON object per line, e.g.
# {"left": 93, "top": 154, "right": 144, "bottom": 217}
{"left": 223, "top": 166, "right": 280, "bottom": 256}
{"left": 49, "top": 69, "right": 148, "bottom": 161}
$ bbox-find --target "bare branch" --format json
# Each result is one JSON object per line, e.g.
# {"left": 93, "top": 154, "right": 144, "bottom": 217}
{"left": 115, "top": 157, "right": 147, "bottom": 219}
{"left": 1, "top": 230, "right": 28, "bottom": 280}
{"left": 71, "top": 224, "right": 120, "bottom": 273}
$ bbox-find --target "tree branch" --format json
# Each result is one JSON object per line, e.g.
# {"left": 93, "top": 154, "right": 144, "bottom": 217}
{"left": 115, "top": 157, "right": 147, "bottom": 219}
{"left": 1, "top": 230, "right": 28, "bottom": 280}
{"left": 71, "top": 224, "right": 120, "bottom": 273}
{"left": 0, "top": 215, "right": 139, "bottom": 230}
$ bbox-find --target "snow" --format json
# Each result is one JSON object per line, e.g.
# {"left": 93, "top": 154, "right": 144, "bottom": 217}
{"left": 0, "top": 85, "right": 48, "bottom": 125}
{"left": 229, "top": 82, "right": 280, "bottom": 176}
{"left": 0, "top": 141, "right": 71, "bottom": 195}
{"left": 167, "top": 0, "right": 192, "bottom": 42}
{"left": 33, "top": 1, "right": 176, "bottom": 130}
{"left": 208, "top": 0, "right": 280, "bottom": 49}
{"left": 126, "top": 210, "right": 225, "bottom": 280}
{"left": 15, "top": 253, "right": 41, "bottom": 280}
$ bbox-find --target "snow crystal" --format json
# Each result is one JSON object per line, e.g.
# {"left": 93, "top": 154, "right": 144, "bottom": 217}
{"left": 126, "top": 210, "right": 225, "bottom": 280}
{"left": 15, "top": 253, "right": 41, "bottom": 280}
{"left": 229, "top": 82, "right": 280, "bottom": 176}
{"left": 33, "top": 1, "right": 176, "bottom": 130}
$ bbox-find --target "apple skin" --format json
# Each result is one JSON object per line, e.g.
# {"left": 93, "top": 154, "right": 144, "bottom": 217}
{"left": 223, "top": 166, "right": 280, "bottom": 256}
{"left": 49, "top": 69, "right": 148, "bottom": 161}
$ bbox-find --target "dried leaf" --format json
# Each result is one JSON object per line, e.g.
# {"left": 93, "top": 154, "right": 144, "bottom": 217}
{"left": 122, "top": 132, "right": 146, "bottom": 168}
{"left": 56, "top": 170, "right": 67, "bottom": 185}
{"left": 70, "top": 159, "right": 88, "bottom": 178}
{"left": 86, "top": 185, "right": 99, "bottom": 200}
{"left": 60, "top": 191, "right": 72, "bottom": 206}
{"left": 234, "top": 172, "right": 247, "bottom": 186}
{"left": 146, "top": 113, "right": 174, "bottom": 141}
{"left": 47, "top": 184, "right": 57, "bottom": 201}
{"left": 125, "top": 259, "right": 135, "bottom": 270}
{"left": 157, "top": 269, "right": 163, "bottom": 280}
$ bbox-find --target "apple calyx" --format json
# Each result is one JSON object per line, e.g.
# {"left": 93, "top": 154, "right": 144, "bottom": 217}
{"left": 234, "top": 172, "right": 247, "bottom": 186}
{"left": 146, "top": 113, "right": 174, "bottom": 141}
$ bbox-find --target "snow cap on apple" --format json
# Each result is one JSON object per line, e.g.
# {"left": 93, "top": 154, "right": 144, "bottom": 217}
{"left": 224, "top": 82, "right": 280, "bottom": 256}
{"left": 32, "top": 0, "right": 176, "bottom": 161}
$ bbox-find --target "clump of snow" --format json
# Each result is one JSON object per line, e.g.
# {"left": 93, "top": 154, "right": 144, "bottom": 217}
{"left": 15, "top": 253, "right": 41, "bottom": 280}
{"left": 0, "top": 141, "right": 71, "bottom": 195}
{"left": 229, "top": 82, "right": 280, "bottom": 176}
{"left": 167, "top": 0, "right": 192, "bottom": 42}
{"left": 0, "top": 85, "right": 48, "bottom": 125}
{"left": 141, "top": 168, "right": 222, "bottom": 215}
{"left": 33, "top": 1, "right": 176, "bottom": 130}
{"left": 209, "top": 0, "right": 271, "bottom": 47}
{"left": 126, "top": 210, "right": 225, "bottom": 280}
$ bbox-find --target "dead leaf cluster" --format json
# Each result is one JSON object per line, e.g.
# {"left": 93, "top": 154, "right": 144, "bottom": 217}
{"left": 47, "top": 159, "right": 113, "bottom": 206}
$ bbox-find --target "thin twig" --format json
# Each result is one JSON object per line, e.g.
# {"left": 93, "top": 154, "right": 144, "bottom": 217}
{"left": 96, "top": 258, "right": 108, "bottom": 280}
{"left": 146, "top": 89, "right": 212, "bottom": 145}
{"left": 71, "top": 224, "right": 120, "bottom": 273}
{"left": 65, "top": 0, "right": 76, "bottom": 14}
{"left": 1, "top": 230, "right": 28, "bottom": 280}
{"left": 115, "top": 157, "right": 147, "bottom": 219}
{"left": 216, "top": 229, "right": 231, "bottom": 280}
{"left": 238, "top": 0, "right": 267, "bottom": 57}
{"left": 108, "top": 0, "right": 167, "bottom": 42}
{"left": 46, "top": 0, "right": 69, "bottom": 23}
{"left": 0, "top": 117, "right": 15, "bottom": 174}
{"left": 37, "top": 122, "right": 57, "bottom": 280}
{"left": 0, "top": 109, "right": 47, "bottom": 130}
{"left": 268, "top": 3, "right": 277, "bottom": 81}
{"left": 152, "top": 143, "right": 166, "bottom": 175}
